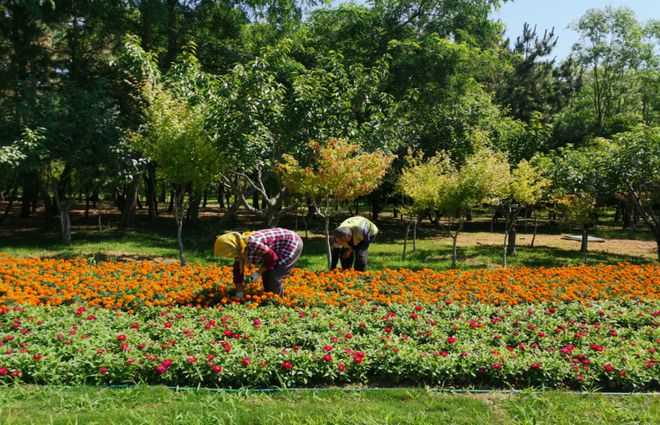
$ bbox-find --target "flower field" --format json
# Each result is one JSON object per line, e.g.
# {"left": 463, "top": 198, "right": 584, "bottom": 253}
{"left": 0, "top": 256, "right": 658, "bottom": 390}
{"left": 1, "top": 256, "right": 658, "bottom": 309}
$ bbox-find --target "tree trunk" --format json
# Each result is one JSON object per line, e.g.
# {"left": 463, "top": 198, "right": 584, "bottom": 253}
{"left": 172, "top": 187, "right": 187, "bottom": 266}
{"left": 403, "top": 219, "right": 412, "bottom": 260}
{"left": 186, "top": 191, "right": 202, "bottom": 225}
{"left": 324, "top": 214, "right": 332, "bottom": 270}
{"left": 120, "top": 174, "right": 142, "bottom": 229}
{"left": 163, "top": 0, "right": 178, "bottom": 69}
{"left": 412, "top": 218, "right": 417, "bottom": 253}
{"left": 202, "top": 190, "right": 208, "bottom": 208}
{"left": 217, "top": 183, "right": 225, "bottom": 209}
{"left": 53, "top": 180, "right": 72, "bottom": 244}
{"left": 450, "top": 219, "right": 464, "bottom": 269}
{"left": 581, "top": 226, "right": 589, "bottom": 264}
{"left": 451, "top": 234, "right": 459, "bottom": 269}
{"left": 0, "top": 186, "right": 17, "bottom": 225}
{"left": 145, "top": 164, "right": 157, "bottom": 219}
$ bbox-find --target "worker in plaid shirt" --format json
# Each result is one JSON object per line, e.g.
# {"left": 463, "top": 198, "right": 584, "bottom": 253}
{"left": 214, "top": 228, "right": 303, "bottom": 298}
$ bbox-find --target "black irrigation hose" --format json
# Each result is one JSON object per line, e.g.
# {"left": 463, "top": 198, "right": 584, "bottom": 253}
{"left": 95, "top": 384, "right": 657, "bottom": 396}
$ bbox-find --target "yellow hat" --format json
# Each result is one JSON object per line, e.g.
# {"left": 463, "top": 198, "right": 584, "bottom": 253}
{"left": 213, "top": 231, "right": 254, "bottom": 267}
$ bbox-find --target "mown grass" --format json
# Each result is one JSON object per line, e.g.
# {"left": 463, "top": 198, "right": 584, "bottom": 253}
{"left": 0, "top": 386, "right": 657, "bottom": 425}
{"left": 0, "top": 209, "right": 656, "bottom": 271}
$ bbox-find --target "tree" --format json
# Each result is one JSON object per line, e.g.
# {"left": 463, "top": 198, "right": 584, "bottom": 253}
{"left": 496, "top": 160, "right": 549, "bottom": 267}
{"left": 131, "top": 44, "right": 223, "bottom": 266}
{"left": 538, "top": 143, "right": 610, "bottom": 262}
{"left": 279, "top": 138, "right": 394, "bottom": 269}
{"left": 605, "top": 125, "right": 660, "bottom": 261}
{"left": 399, "top": 148, "right": 508, "bottom": 268}
{"left": 568, "top": 7, "right": 658, "bottom": 135}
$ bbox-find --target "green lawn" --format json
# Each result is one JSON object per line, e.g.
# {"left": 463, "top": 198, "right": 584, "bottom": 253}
{"left": 0, "top": 386, "right": 657, "bottom": 425}
{"left": 0, "top": 210, "right": 656, "bottom": 270}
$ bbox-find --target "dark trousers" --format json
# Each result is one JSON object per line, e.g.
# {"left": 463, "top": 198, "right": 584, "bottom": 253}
{"left": 261, "top": 240, "right": 303, "bottom": 297}
{"left": 331, "top": 239, "right": 371, "bottom": 272}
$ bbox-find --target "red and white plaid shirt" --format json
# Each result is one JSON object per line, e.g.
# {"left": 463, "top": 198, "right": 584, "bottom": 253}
{"left": 245, "top": 228, "right": 303, "bottom": 267}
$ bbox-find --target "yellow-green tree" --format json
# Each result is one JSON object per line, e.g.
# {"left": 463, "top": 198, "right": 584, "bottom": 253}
{"left": 496, "top": 160, "right": 550, "bottom": 267}
{"left": 399, "top": 148, "right": 508, "bottom": 268}
{"left": 279, "top": 138, "right": 394, "bottom": 269}
{"left": 134, "top": 82, "right": 222, "bottom": 266}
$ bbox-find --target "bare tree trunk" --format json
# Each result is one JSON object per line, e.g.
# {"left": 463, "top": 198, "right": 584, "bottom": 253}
{"left": 412, "top": 218, "right": 417, "bottom": 253}
{"left": 581, "top": 226, "right": 589, "bottom": 264}
{"left": 0, "top": 186, "right": 17, "bottom": 225}
{"left": 120, "top": 174, "right": 142, "bottom": 229}
{"left": 530, "top": 213, "right": 539, "bottom": 248}
{"left": 172, "top": 187, "right": 187, "bottom": 266}
{"left": 145, "top": 164, "right": 157, "bottom": 219}
{"left": 324, "top": 214, "right": 332, "bottom": 270}
{"left": 403, "top": 219, "right": 412, "bottom": 260}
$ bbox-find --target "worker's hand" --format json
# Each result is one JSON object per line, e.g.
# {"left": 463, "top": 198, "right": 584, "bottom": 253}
{"left": 247, "top": 272, "right": 261, "bottom": 283}
{"left": 235, "top": 290, "right": 245, "bottom": 300}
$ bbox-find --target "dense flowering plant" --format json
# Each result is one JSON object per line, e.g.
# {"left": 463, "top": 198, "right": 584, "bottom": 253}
{"left": 0, "top": 256, "right": 658, "bottom": 309}
{"left": 0, "top": 302, "right": 658, "bottom": 390}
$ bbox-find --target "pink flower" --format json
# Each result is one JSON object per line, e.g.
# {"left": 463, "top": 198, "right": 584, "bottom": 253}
{"left": 127, "top": 358, "right": 136, "bottom": 364}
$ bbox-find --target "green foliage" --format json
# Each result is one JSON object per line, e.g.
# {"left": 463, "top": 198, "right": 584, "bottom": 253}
{"left": 279, "top": 138, "right": 394, "bottom": 210}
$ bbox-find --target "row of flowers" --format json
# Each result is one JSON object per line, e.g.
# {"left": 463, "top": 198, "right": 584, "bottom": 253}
{"left": 1, "top": 256, "right": 659, "bottom": 309}
{"left": 0, "top": 301, "right": 658, "bottom": 390}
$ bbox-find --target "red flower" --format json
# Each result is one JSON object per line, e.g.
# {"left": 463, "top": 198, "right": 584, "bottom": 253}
{"left": 344, "top": 333, "right": 353, "bottom": 339}
{"left": 385, "top": 327, "right": 393, "bottom": 333}
{"left": 323, "top": 354, "right": 333, "bottom": 363}
{"left": 156, "top": 365, "right": 167, "bottom": 374}
{"left": 242, "top": 357, "right": 251, "bottom": 366}
{"left": 281, "top": 360, "right": 293, "bottom": 369}
{"left": 0, "top": 367, "right": 8, "bottom": 376}
{"left": 446, "top": 337, "right": 457, "bottom": 344}
{"left": 33, "top": 353, "right": 42, "bottom": 361}
{"left": 338, "top": 364, "right": 346, "bottom": 371}
{"left": 117, "top": 334, "right": 127, "bottom": 342}
{"left": 492, "top": 362, "right": 502, "bottom": 370}
{"left": 212, "top": 365, "right": 222, "bottom": 374}
{"left": 162, "top": 359, "right": 173, "bottom": 367}
{"left": 603, "top": 363, "right": 615, "bottom": 373}
{"left": 323, "top": 345, "right": 333, "bottom": 352}
{"left": 9, "top": 370, "right": 20, "bottom": 378}
{"left": 127, "top": 358, "right": 136, "bottom": 364}
{"left": 530, "top": 363, "right": 542, "bottom": 370}
{"left": 164, "top": 322, "right": 172, "bottom": 328}
{"left": 99, "top": 367, "right": 108, "bottom": 375}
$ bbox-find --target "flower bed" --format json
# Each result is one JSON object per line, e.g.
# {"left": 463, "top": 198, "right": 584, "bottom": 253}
{"left": 0, "top": 302, "right": 658, "bottom": 390}
{"left": 0, "top": 256, "right": 658, "bottom": 309}
{"left": 1, "top": 256, "right": 658, "bottom": 390}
